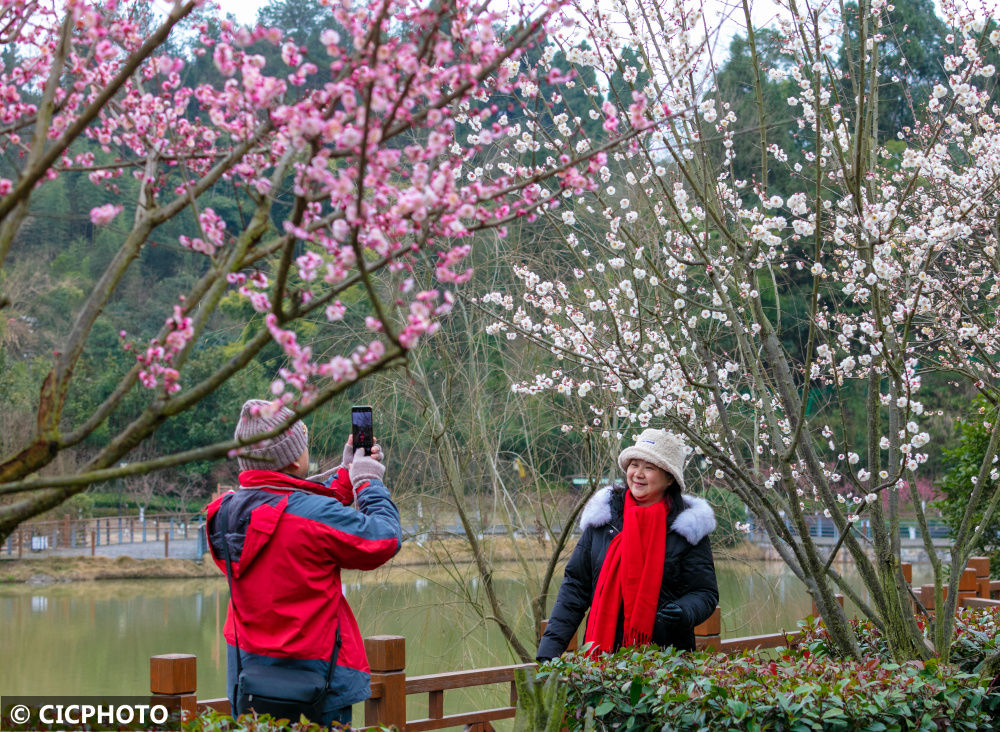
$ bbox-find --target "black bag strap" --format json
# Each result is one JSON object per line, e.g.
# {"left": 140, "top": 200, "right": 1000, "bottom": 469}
{"left": 216, "top": 495, "right": 245, "bottom": 680}
{"left": 216, "top": 493, "right": 341, "bottom": 687}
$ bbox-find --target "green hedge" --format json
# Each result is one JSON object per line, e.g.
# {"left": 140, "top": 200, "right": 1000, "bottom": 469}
{"left": 542, "top": 649, "right": 999, "bottom": 730}
{"left": 85, "top": 491, "right": 203, "bottom": 516}
{"left": 797, "top": 608, "right": 1000, "bottom": 674}
{"left": 182, "top": 709, "right": 356, "bottom": 731}
{"left": 538, "top": 612, "right": 1000, "bottom": 731}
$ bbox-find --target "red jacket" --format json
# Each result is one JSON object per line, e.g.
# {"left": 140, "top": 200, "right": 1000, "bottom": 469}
{"left": 205, "top": 468, "right": 401, "bottom": 709}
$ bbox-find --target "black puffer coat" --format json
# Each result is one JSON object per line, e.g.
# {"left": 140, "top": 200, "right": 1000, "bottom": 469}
{"left": 537, "top": 485, "right": 719, "bottom": 659}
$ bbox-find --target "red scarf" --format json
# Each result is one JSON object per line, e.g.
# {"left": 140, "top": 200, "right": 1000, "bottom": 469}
{"left": 584, "top": 491, "right": 668, "bottom": 655}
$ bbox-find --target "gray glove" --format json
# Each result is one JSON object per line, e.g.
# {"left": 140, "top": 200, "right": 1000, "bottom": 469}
{"left": 341, "top": 437, "right": 383, "bottom": 466}
{"left": 349, "top": 447, "right": 385, "bottom": 487}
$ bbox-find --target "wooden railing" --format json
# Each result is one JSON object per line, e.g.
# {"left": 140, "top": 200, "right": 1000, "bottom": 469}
{"left": 149, "top": 557, "right": 1000, "bottom": 731}
{"left": 363, "top": 635, "right": 532, "bottom": 731}
{"left": 692, "top": 557, "right": 1000, "bottom": 654}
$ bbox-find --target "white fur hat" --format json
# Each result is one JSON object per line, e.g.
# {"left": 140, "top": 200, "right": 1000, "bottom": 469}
{"left": 617, "top": 429, "right": 688, "bottom": 492}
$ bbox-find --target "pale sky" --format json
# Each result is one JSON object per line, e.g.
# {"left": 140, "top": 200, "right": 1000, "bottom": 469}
{"left": 212, "top": 0, "right": 784, "bottom": 64}
{"left": 218, "top": 0, "right": 268, "bottom": 24}
{"left": 214, "top": 0, "right": 779, "bottom": 26}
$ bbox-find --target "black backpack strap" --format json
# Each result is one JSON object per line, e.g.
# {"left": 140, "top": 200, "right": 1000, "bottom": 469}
{"left": 216, "top": 494, "right": 244, "bottom": 680}
{"left": 325, "top": 624, "right": 342, "bottom": 687}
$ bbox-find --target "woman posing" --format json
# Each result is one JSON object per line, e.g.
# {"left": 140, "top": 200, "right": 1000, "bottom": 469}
{"left": 537, "top": 429, "right": 719, "bottom": 660}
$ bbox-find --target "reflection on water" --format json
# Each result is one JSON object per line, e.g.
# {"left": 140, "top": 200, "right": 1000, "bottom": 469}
{"left": 0, "top": 559, "right": 934, "bottom": 701}
{"left": 0, "top": 578, "right": 231, "bottom": 698}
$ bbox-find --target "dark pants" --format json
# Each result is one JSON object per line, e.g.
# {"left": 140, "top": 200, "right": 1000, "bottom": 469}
{"left": 323, "top": 705, "right": 352, "bottom": 727}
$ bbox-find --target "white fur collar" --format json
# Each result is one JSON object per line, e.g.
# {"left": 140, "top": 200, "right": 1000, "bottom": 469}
{"left": 579, "top": 487, "right": 716, "bottom": 545}
{"left": 671, "top": 495, "right": 717, "bottom": 545}
{"left": 579, "top": 486, "right": 615, "bottom": 532}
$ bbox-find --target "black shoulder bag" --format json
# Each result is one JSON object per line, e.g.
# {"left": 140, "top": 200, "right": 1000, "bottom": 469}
{"left": 217, "top": 495, "right": 342, "bottom": 722}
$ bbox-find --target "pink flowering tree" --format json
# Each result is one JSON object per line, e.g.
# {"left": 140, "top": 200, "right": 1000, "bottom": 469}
{"left": 0, "top": 0, "right": 654, "bottom": 540}
{"left": 482, "top": 0, "right": 1000, "bottom": 662}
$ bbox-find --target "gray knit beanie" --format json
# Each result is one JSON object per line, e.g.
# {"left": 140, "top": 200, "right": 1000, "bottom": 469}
{"left": 233, "top": 399, "right": 308, "bottom": 472}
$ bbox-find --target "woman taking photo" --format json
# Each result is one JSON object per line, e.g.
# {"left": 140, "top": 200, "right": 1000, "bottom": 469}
{"left": 537, "top": 429, "right": 719, "bottom": 659}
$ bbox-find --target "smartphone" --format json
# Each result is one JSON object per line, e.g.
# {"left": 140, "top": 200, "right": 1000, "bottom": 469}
{"left": 351, "top": 406, "right": 374, "bottom": 454}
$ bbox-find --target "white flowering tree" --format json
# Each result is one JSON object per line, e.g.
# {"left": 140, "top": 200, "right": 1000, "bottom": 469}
{"left": 481, "top": 0, "right": 1000, "bottom": 662}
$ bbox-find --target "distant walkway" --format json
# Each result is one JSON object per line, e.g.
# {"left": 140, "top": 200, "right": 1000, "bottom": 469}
{"left": 42, "top": 537, "right": 203, "bottom": 560}
{"left": 3, "top": 514, "right": 206, "bottom": 562}
{"left": 749, "top": 533, "right": 953, "bottom": 563}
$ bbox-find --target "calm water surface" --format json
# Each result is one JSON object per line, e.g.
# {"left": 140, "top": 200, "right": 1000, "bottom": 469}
{"left": 0, "top": 559, "right": 931, "bottom": 708}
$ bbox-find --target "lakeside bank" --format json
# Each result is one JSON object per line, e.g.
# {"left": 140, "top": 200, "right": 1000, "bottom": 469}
{"left": 0, "top": 537, "right": 771, "bottom": 584}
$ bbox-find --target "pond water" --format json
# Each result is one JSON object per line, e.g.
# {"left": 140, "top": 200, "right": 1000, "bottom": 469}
{"left": 0, "top": 558, "right": 931, "bottom": 721}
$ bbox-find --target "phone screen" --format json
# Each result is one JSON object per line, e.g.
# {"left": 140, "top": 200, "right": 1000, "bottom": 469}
{"left": 351, "top": 406, "right": 374, "bottom": 453}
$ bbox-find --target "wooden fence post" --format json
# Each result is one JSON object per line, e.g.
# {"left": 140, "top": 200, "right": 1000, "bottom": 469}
{"left": 91, "top": 530, "right": 96, "bottom": 557}
{"left": 969, "top": 556, "right": 991, "bottom": 598}
{"left": 364, "top": 636, "right": 406, "bottom": 730}
{"left": 959, "top": 568, "right": 978, "bottom": 603}
{"left": 151, "top": 654, "right": 198, "bottom": 722}
{"left": 695, "top": 607, "right": 721, "bottom": 651}
{"left": 165, "top": 532, "right": 170, "bottom": 558}
{"left": 538, "top": 619, "right": 579, "bottom": 653}
{"left": 811, "top": 594, "right": 844, "bottom": 618}
{"left": 900, "top": 562, "right": 912, "bottom": 584}
{"left": 920, "top": 584, "right": 949, "bottom": 612}
{"left": 900, "top": 562, "right": 915, "bottom": 611}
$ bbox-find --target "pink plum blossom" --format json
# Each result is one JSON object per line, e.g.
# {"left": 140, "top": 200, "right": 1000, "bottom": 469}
{"left": 89, "top": 204, "right": 123, "bottom": 225}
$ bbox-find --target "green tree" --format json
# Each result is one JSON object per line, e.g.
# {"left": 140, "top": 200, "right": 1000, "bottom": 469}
{"left": 256, "top": 0, "right": 350, "bottom": 90}
{"left": 938, "top": 403, "right": 1000, "bottom": 578}
{"left": 710, "top": 29, "right": 803, "bottom": 197}
{"left": 840, "top": 0, "right": 948, "bottom": 141}
{"left": 608, "top": 46, "right": 651, "bottom": 112}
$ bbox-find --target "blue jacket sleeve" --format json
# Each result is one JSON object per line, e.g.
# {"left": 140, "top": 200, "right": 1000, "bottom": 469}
{"left": 292, "top": 479, "right": 402, "bottom": 570}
